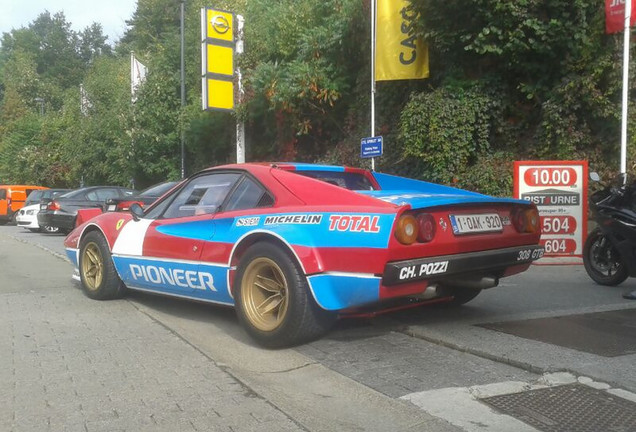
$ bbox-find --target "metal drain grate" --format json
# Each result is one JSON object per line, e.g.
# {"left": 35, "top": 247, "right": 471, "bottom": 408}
{"left": 481, "top": 384, "right": 636, "bottom": 432}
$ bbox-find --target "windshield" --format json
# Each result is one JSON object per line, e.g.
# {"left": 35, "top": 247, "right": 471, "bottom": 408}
{"left": 140, "top": 181, "right": 178, "bottom": 197}
{"left": 59, "top": 189, "right": 86, "bottom": 199}
{"left": 24, "top": 190, "right": 43, "bottom": 205}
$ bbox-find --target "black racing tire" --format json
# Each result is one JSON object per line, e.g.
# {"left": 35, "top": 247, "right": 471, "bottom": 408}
{"left": 28, "top": 228, "right": 41, "bottom": 233}
{"left": 234, "top": 242, "right": 336, "bottom": 348}
{"left": 79, "top": 231, "right": 126, "bottom": 300}
{"left": 583, "top": 229, "right": 628, "bottom": 286}
{"left": 0, "top": 220, "right": 7, "bottom": 226}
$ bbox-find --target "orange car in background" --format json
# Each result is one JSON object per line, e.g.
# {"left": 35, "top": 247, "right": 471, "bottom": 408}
{"left": 0, "top": 185, "right": 49, "bottom": 225}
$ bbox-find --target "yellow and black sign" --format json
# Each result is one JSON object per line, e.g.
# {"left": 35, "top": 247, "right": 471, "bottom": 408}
{"left": 375, "top": 0, "right": 428, "bottom": 81}
{"left": 201, "top": 8, "right": 235, "bottom": 111}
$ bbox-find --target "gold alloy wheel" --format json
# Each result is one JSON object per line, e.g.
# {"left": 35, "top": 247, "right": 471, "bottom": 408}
{"left": 81, "top": 242, "right": 104, "bottom": 291}
{"left": 241, "top": 257, "right": 290, "bottom": 332}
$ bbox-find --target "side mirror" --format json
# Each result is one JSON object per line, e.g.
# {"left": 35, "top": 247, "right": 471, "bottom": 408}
{"left": 590, "top": 172, "right": 600, "bottom": 182}
{"left": 129, "top": 202, "right": 144, "bottom": 221}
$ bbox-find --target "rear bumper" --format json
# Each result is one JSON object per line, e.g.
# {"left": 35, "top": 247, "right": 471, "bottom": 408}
{"left": 38, "top": 212, "right": 76, "bottom": 231}
{"left": 382, "top": 245, "right": 544, "bottom": 286}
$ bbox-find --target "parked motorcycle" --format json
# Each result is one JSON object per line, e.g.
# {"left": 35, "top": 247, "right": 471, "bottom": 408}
{"left": 583, "top": 172, "right": 636, "bottom": 286}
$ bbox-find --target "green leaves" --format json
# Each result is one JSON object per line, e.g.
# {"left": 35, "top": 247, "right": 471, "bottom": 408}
{"left": 399, "top": 83, "right": 498, "bottom": 186}
{"left": 0, "top": 0, "right": 631, "bottom": 195}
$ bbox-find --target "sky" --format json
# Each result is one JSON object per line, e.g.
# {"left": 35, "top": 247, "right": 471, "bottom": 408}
{"left": 0, "top": 0, "right": 138, "bottom": 45}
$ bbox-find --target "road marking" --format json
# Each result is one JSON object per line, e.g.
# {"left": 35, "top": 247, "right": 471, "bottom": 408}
{"left": 401, "top": 383, "right": 538, "bottom": 432}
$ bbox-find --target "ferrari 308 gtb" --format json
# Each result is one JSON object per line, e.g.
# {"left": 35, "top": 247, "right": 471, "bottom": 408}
{"left": 64, "top": 163, "right": 543, "bottom": 347}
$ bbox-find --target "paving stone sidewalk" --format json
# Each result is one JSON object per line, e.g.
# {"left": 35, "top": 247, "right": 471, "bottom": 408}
{"left": 0, "top": 234, "right": 301, "bottom": 432}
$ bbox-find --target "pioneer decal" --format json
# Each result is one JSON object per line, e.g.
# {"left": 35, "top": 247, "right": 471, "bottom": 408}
{"left": 129, "top": 264, "right": 216, "bottom": 291}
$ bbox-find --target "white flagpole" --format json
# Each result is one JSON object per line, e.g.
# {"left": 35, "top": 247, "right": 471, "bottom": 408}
{"left": 621, "top": 0, "right": 631, "bottom": 175}
{"left": 130, "top": 51, "right": 134, "bottom": 99}
{"left": 236, "top": 14, "right": 246, "bottom": 164}
{"left": 370, "top": 0, "right": 377, "bottom": 171}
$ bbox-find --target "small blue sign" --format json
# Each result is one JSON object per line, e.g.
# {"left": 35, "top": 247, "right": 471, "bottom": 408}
{"left": 361, "top": 136, "right": 383, "bottom": 158}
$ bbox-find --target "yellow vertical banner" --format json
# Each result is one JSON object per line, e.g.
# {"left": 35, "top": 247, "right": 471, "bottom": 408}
{"left": 201, "top": 7, "right": 235, "bottom": 111}
{"left": 375, "top": 0, "right": 428, "bottom": 81}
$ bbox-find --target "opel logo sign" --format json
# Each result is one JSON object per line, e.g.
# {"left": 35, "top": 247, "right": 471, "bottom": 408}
{"left": 211, "top": 15, "right": 230, "bottom": 34}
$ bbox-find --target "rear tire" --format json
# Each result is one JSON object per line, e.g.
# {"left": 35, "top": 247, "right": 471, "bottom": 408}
{"left": 234, "top": 242, "right": 335, "bottom": 348}
{"left": 583, "top": 229, "right": 628, "bottom": 286}
{"left": 79, "top": 231, "right": 126, "bottom": 300}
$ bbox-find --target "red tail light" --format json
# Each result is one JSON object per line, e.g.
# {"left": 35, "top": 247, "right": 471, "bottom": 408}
{"left": 416, "top": 213, "right": 436, "bottom": 242}
{"left": 48, "top": 201, "right": 60, "bottom": 211}
{"left": 512, "top": 207, "right": 540, "bottom": 233}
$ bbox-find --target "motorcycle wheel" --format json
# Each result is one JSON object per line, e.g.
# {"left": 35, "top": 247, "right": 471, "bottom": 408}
{"left": 583, "top": 228, "right": 628, "bottom": 286}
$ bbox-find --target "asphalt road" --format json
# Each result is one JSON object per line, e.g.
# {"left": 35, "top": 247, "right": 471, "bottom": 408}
{"left": 3, "top": 224, "right": 636, "bottom": 432}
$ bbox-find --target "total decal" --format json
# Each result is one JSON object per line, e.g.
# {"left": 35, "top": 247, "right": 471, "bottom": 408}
{"left": 514, "top": 161, "right": 588, "bottom": 258}
{"left": 328, "top": 215, "right": 380, "bottom": 233}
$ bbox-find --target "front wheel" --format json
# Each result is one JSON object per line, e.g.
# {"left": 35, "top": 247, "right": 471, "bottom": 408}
{"left": 234, "top": 242, "right": 335, "bottom": 348}
{"left": 79, "top": 231, "right": 126, "bottom": 300}
{"left": 583, "top": 229, "right": 628, "bottom": 286}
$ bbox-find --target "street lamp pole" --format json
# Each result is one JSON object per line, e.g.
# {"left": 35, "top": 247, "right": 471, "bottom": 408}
{"left": 180, "top": 0, "right": 186, "bottom": 179}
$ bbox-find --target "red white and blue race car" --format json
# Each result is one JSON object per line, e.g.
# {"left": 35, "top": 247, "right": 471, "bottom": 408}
{"left": 64, "top": 163, "right": 543, "bottom": 347}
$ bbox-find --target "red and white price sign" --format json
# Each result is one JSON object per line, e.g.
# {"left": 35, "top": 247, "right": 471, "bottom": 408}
{"left": 514, "top": 161, "right": 588, "bottom": 257}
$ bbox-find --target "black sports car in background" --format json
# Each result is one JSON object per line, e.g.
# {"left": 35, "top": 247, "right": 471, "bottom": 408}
{"left": 38, "top": 186, "right": 136, "bottom": 233}
{"left": 104, "top": 181, "right": 179, "bottom": 211}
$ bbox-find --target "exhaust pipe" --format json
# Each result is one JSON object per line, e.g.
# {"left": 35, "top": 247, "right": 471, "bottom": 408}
{"left": 441, "top": 276, "right": 499, "bottom": 290}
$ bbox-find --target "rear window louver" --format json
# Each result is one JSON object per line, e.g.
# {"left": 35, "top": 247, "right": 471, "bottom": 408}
{"left": 257, "top": 193, "right": 274, "bottom": 207}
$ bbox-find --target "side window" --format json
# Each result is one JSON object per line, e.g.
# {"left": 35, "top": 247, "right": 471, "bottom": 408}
{"left": 0, "top": 189, "right": 5, "bottom": 200}
{"left": 86, "top": 191, "right": 99, "bottom": 201}
{"left": 95, "top": 189, "right": 120, "bottom": 201}
{"left": 225, "top": 177, "right": 273, "bottom": 212}
{"left": 162, "top": 173, "right": 240, "bottom": 219}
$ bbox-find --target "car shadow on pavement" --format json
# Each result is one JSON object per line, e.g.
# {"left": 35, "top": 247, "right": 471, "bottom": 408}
{"left": 123, "top": 288, "right": 400, "bottom": 346}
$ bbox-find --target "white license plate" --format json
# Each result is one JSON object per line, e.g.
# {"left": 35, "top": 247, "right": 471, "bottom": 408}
{"left": 449, "top": 213, "right": 503, "bottom": 235}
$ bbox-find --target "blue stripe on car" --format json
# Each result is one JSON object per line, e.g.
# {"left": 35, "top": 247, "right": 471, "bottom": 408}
{"left": 157, "top": 213, "right": 395, "bottom": 249}
{"left": 287, "top": 163, "right": 346, "bottom": 172}
{"left": 112, "top": 255, "right": 234, "bottom": 305}
{"left": 307, "top": 273, "right": 381, "bottom": 310}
